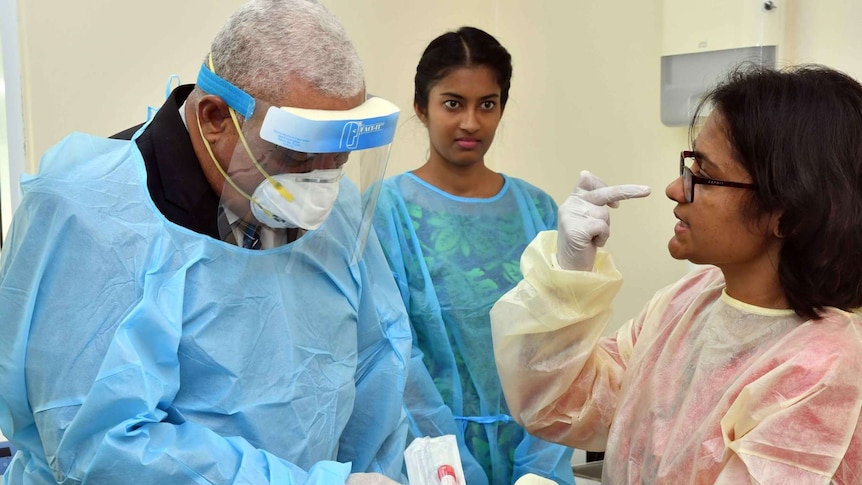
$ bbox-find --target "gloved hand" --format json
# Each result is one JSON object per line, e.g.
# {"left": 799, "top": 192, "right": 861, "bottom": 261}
{"left": 345, "top": 473, "right": 402, "bottom": 485}
{"left": 556, "top": 170, "right": 651, "bottom": 271}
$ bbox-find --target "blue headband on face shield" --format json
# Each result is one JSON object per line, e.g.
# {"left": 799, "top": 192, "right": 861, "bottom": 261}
{"left": 196, "top": 64, "right": 256, "bottom": 118}
{"left": 195, "top": 64, "right": 399, "bottom": 153}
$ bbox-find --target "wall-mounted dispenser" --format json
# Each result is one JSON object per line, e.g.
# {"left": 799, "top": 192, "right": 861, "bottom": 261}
{"left": 660, "top": 0, "right": 785, "bottom": 126}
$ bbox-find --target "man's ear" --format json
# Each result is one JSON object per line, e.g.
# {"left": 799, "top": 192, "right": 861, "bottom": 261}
{"left": 414, "top": 102, "right": 428, "bottom": 126}
{"left": 197, "top": 95, "right": 234, "bottom": 142}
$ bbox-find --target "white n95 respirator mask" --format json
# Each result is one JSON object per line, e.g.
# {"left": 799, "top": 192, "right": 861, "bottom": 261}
{"left": 251, "top": 169, "right": 344, "bottom": 230}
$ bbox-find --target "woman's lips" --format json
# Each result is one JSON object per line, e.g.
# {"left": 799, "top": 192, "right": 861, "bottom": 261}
{"left": 456, "top": 138, "right": 479, "bottom": 149}
{"left": 673, "top": 213, "right": 689, "bottom": 235}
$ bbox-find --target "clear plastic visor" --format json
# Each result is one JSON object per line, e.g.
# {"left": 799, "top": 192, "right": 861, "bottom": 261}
{"left": 197, "top": 63, "right": 399, "bottom": 267}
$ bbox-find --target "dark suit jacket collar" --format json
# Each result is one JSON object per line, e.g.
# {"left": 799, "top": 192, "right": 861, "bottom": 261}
{"left": 130, "top": 84, "right": 221, "bottom": 238}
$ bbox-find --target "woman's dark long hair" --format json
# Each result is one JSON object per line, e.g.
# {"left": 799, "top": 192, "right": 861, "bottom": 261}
{"left": 691, "top": 64, "right": 862, "bottom": 319}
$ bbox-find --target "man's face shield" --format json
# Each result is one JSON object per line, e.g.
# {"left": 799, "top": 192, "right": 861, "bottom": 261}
{"left": 196, "top": 63, "right": 399, "bottom": 264}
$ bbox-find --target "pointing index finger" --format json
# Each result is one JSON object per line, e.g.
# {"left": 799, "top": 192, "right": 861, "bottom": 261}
{"left": 583, "top": 184, "right": 652, "bottom": 207}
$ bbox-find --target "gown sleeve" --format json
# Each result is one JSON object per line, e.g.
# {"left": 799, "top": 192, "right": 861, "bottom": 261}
{"left": 490, "top": 230, "right": 628, "bottom": 451}
{"left": 336, "top": 228, "right": 412, "bottom": 479}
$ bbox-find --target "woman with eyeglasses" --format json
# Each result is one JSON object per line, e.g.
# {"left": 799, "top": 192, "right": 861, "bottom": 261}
{"left": 490, "top": 64, "right": 862, "bottom": 484}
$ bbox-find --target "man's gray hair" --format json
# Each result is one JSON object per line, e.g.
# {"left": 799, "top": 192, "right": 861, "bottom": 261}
{"left": 207, "top": 0, "right": 365, "bottom": 104}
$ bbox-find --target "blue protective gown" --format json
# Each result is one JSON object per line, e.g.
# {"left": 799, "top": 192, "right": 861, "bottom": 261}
{"left": 372, "top": 173, "right": 574, "bottom": 484}
{"left": 0, "top": 132, "right": 411, "bottom": 484}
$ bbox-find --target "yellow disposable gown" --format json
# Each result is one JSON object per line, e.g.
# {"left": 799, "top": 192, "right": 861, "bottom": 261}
{"left": 491, "top": 231, "right": 862, "bottom": 484}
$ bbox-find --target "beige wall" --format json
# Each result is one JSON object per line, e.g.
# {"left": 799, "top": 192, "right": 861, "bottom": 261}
{"left": 9, "top": 0, "right": 862, "bottom": 326}
{"left": 785, "top": 1, "right": 862, "bottom": 77}
{"left": 16, "top": 1, "right": 245, "bottom": 164}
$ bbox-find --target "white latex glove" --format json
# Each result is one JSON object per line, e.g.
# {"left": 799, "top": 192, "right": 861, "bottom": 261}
{"left": 345, "top": 473, "right": 401, "bottom": 485}
{"left": 556, "top": 170, "right": 651, "bottom": 271}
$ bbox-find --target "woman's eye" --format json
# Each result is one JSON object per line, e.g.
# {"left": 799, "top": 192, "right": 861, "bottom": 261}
{"left": 443, "top": 100, "right": 460, "bottom": 109}
{"left": 481, "top": 100, "right": 496, "bottom": 110}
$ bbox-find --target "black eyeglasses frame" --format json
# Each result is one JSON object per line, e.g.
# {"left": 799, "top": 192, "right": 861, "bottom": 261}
{"left": 679, "top": 150, "right": 757, "bottom": 202}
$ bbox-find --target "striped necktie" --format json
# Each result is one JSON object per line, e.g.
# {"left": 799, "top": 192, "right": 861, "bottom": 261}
{"left": 239, "top": 221, "right": 261, "bottom": 250}
{"left": 217, "top": 206, "right": 261, "bottom": 249}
